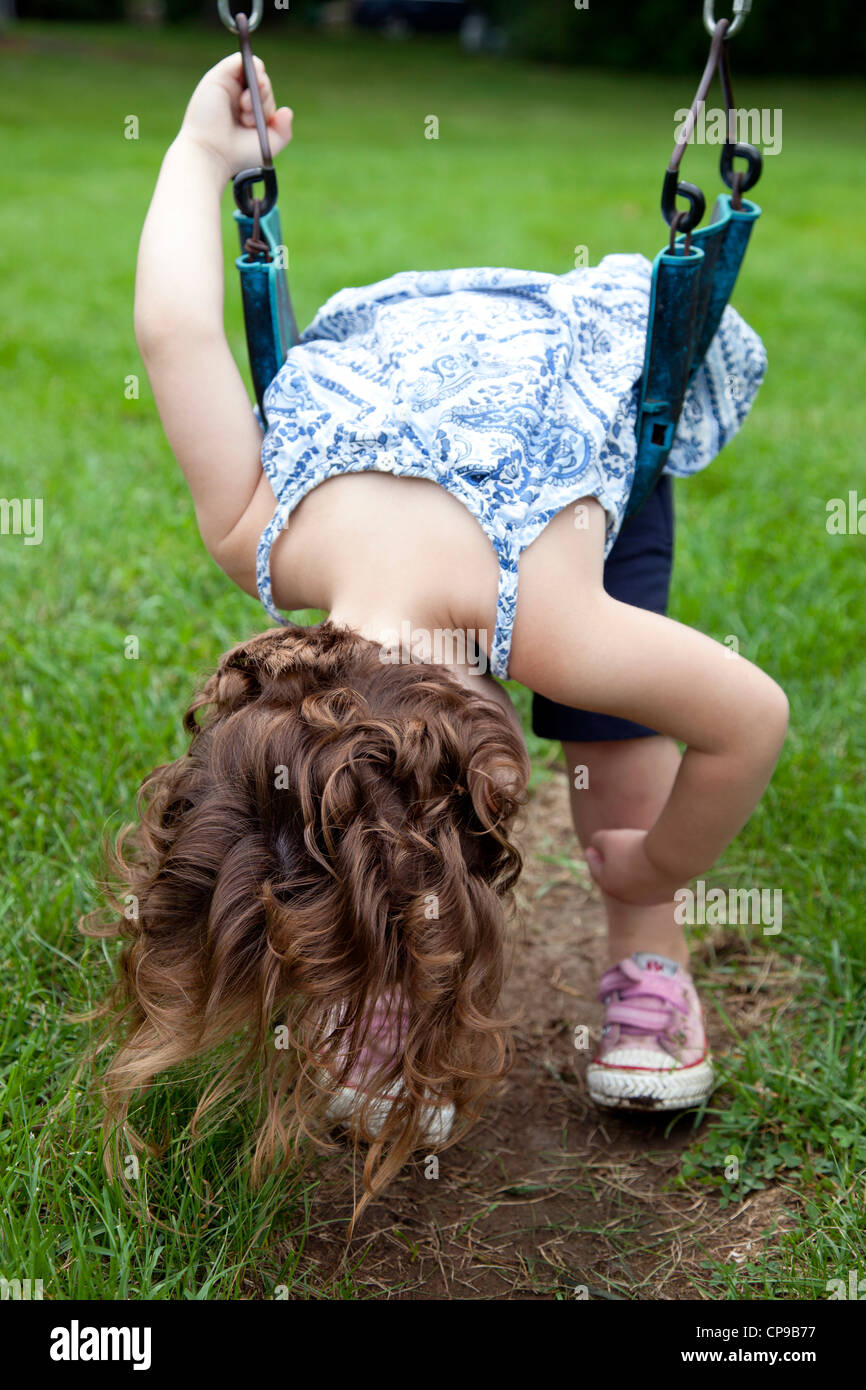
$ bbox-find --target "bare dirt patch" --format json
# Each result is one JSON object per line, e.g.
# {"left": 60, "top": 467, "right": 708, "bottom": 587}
{"left": 273, "top": 770, "right": 799, "bottom": 1299}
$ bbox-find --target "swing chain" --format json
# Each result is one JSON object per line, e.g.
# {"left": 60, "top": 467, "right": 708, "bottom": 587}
{"left": 234, "top": 10, "right": 273, "bottom": 170}
{"left": 218, "top": 0, "right": 263, "bottom": 34}
{"left": 717, "top": 32, "right": 763, "bottom": 201}
{"left": 703, "top": 0, "right": 751, "bottom": 40}
{"left": 244, "top": 199, "right": 272, "bottom": 261}
{"left": 218, "top": 3, "right": 278, "bottom": 255}
{"left": 661, "top": 8, "right": 761, "bottom": 236}
{"left": 661, "top": 17, "right": 728, "bottom": 233}
{"left": 668, "top": 210, "right": 693, "bottom": 255}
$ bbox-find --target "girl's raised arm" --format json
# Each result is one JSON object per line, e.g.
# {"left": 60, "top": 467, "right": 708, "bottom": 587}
{"left": 133, "top": 55, "right": 292, "bottom": 567}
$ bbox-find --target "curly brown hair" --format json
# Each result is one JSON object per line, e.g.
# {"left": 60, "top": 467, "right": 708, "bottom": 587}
{"left": 82, "top": 621, "right": 529, "bottom": 1226}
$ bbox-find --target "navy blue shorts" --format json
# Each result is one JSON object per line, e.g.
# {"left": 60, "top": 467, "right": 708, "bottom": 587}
{"left": 531, "top": 475, "right": 674, "bottom": 743}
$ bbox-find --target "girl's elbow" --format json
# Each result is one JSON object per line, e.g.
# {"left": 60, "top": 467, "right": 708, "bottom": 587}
{"left": 766, "top": 678, "right": 789, "bottom": 737}
{"left": 204, "top": 522, "right": 259, "bottom": 601}
{"left": 751, "top": 675, "right": 789, "bottom": 760}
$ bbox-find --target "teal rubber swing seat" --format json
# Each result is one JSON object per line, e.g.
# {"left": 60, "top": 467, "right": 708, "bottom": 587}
{"left": 233, "top": 201, "right": 300, "bottom": 425}
{"left": 629, "top": 191, "right": 761, "bottom": 519}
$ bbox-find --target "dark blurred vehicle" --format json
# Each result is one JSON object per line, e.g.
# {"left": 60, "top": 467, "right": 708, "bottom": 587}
{"left": 353, "top": 1, "right": 470, "bottom": 37}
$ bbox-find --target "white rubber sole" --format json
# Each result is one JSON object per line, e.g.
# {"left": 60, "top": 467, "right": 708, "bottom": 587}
{"left": 587, "top": 1057, "right": 715, "bottom": 1112}
{"left": 326, "top": 1083, "right": 455, "bottom": 1145}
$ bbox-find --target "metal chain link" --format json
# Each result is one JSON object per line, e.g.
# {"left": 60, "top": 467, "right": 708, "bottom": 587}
{"left": 218, "top": 0, "right": 263, "bottom": 34}
{"left": 703, "top": 0, "right": 752, "bottom": 41}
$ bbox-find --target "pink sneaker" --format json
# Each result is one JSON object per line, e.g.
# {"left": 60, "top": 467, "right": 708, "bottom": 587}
{"left": 586, "top": 953, "right": 714, "bottom": 1111}
{"left": 324, "top": 993, "right": 455, "bottom": 1144}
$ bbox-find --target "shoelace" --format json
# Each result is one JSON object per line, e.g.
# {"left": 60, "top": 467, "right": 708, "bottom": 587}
{"left": 598, "top": 959, "right": 689, "bottom": 1045}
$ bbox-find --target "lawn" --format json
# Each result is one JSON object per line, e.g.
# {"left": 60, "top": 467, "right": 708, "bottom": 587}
{"left": 1, "top": 19, "right": 864, "bottom": 1300}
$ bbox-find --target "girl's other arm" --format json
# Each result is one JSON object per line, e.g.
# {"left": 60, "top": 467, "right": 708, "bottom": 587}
{"left": 513, "top": 578, "right": 789, "bottom": 904}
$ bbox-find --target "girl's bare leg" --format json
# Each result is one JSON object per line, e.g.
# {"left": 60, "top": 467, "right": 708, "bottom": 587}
{"left": 563, "top": 736, "right": 689, "bottom": 968}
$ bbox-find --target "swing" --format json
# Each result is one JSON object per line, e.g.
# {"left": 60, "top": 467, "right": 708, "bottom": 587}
{"left": 218, "top": 1, "right": 762, "bottom": 510}
{"left": 218, "top": 0, "right": 300, "bottom": 426}
{"left": 628, "top": 0, "right": 762, "bottom": 517}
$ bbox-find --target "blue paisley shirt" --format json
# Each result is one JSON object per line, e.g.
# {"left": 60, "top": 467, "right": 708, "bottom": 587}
{"left": 256, "top": 255, "right": 766, "bottom": 678}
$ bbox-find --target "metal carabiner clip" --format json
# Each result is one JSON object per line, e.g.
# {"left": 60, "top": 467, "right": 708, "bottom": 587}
{"left": 721, "top": 142, "right": 762, "bottom": 198}
{"left": 703, "top": 0, "right": 752, "bottom": 40}
{"left": 233, "top": 165, "right": 278, "bottom": 218}
{"left": 218, "top": 0, "right": 263, "bottom": 34}
{"left": 661, "top": 171, "right": 706, "bottom": 236}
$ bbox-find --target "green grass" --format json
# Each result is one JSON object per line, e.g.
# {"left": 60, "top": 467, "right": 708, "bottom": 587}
{"left": 1, "top": 21, "right": 865, "bottom": 1300}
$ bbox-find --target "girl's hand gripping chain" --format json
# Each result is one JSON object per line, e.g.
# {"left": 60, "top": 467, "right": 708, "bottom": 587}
{"left": 179, "top": 53, "right": 293, "bottom": 181}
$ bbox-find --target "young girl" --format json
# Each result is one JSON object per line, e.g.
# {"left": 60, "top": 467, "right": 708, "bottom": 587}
{"left": 90, "top": 55, "right": 787, "bottom": 1214}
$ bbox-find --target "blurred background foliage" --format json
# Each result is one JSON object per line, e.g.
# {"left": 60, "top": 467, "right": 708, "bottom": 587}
{"left": 9, "top": 1, "right": 866, "bottom": 77}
